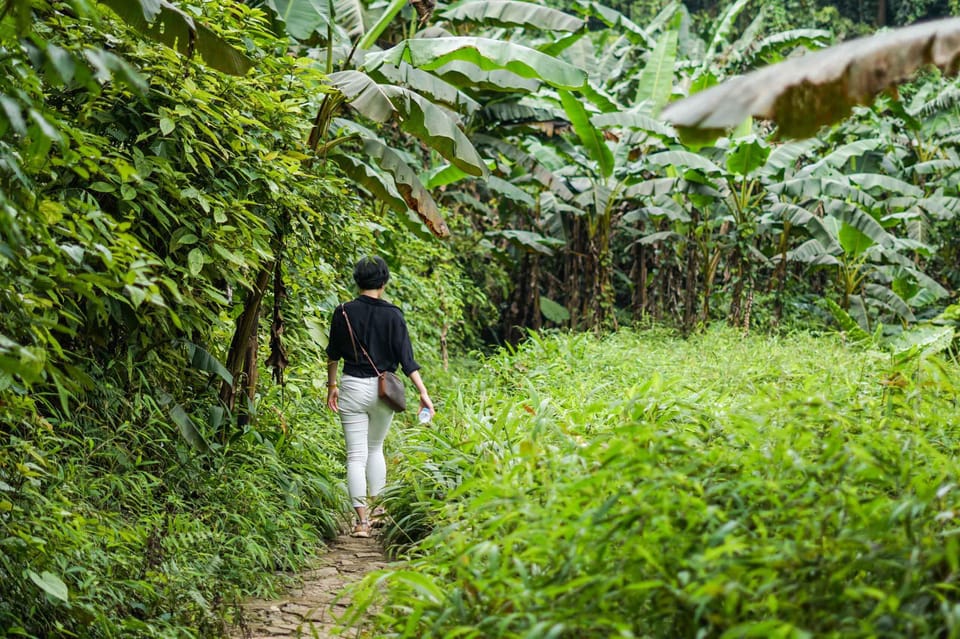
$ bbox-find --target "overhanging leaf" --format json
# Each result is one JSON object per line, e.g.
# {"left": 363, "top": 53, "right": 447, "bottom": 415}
{"left": 431, "top": 60, "right": 540, "bottom": 92}
{"left": 662, "top": 17, "right": 960, "bottom": 139}
{"left": 329, "top": 72, "right": 487, "bottom": 177}
{"left": 266, "top": 0, "right": 330, "bottom": 41}
{"left": 360, "top": 138, "right": 450, "bottom": 238}
{"left": 441, "top": 1, "right": 584, "bottom": 32}
{"left": 99, "top": 0, "right": 252, "bottom": 75}
{"left": 370, "top": 62, "right": 480, "bottom": 114}
{"left": 364, "top": 37, "right": 587, "bottom": 90}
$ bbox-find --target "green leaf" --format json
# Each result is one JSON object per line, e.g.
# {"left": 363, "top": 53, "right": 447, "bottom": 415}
{"left": 431, "top": 60, "right": 540, "bottom": 93}
{"left": 725, "top": 135, "right": 769, "bottom": 177}
{"left": 365, "top": 37, "right": 587, "bottom": 90}
{"left": 558, "top": 89, "right": 613, "bottom": 178}
{"left": 474, "top": 134, "right": 574, "bottom": 200}
{"left": 823, "top": 298, "right": 874, "bottom": 344}
{"left": 575, "top": 2, "right": 654, "bottom": 47}
{"left": 441, "top": 1, "right": 584, "bottom": 32}
{"left": 864, "top": 283, "right": 915, "bottom": 322}
{"left": 28, "top": 571, "right": 69, "bottom": 602}
{"left": 485, "top": 176, "right": 535, "bottom": 207}
{"left": 185, "top": 342, "right": 233, "bottom": 385}
{"left": 490, "top": 229, "right": 564, "bottom": 255}
{"left": 329, "top": 71, "right": 487, "bottom": 177}
{"left": 360, "top": 138, "right": 450, "bottom": 238}
{"left": 159, "top": 117, "right": 175, "bottom": 135}
{"left": 369, "top": 62, "right": 480, "bottom": 114}
{"left": 645, "top": 150, "right": 724, "bottom": 176}
{"left": 539, "top": 296, "right": 570, "bottom": 323}
{"left": 159, "top": 392, "right": 211, "bottom": 453}
{"left": 267, "top": 0, "right": 331, "bottom": 41}
{"left": 635, "top": 20, "right": 678, "bottom": 113}
{"left": 591, "top": 110, "right": 677, "bottom": 141}
{"left": 187, "top": 248, "right": 204, "bottom": 276}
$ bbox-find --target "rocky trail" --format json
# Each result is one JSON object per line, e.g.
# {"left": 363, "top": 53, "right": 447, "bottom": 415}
{"left": 231, "top": 533, "right": 389, "bottom": 639}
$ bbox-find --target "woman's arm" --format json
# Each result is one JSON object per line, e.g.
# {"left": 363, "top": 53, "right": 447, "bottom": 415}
{"left": 409, "top": 370, "right": 434, "bottom": 416}
{"left": 326, "top": 359, "right": 340, "bottom": 412}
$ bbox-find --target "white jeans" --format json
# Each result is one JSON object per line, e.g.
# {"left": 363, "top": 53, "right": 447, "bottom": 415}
{"left": 338, "top": 375, "right": 395, "bottom": 508}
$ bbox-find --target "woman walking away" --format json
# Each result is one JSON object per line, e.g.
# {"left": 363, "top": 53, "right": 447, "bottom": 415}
{"left": 325, "top": 256, "right": 434, "bottom": 538}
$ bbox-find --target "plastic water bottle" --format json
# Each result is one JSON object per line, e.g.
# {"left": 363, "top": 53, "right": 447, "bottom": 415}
{"left": 417, "top": 407, "right": 432, "bottom": 424}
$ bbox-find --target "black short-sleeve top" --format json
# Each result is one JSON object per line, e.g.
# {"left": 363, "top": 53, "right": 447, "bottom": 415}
{"left": 325, "top": 296, "right": 421, "bottom": 378}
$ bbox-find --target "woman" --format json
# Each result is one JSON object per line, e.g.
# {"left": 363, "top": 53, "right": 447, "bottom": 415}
{"left": 325, "top": 256, "right": 434, "bottom": 537}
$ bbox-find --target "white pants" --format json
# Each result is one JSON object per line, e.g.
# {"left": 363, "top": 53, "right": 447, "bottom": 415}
{"left": 338, "top": 375, "right": 395, "bottom": 508}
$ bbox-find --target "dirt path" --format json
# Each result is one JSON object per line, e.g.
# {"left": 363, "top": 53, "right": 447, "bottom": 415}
{"left": 231, "top": 533, "right": 389, "bottom": 639}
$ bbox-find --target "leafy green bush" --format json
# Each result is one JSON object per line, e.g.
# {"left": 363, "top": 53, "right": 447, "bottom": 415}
{"left": 351, "top": 327, "right": 960, "bottom": 638}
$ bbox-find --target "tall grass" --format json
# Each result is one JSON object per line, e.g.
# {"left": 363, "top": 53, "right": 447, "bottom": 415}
{"left": 350, "top": 326, "right": 960, "bottom": 638}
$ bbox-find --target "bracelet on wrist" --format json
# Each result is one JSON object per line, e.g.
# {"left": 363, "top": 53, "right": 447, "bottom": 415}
{"left": 326, "top": 382, "right": 338, "bottom": 388}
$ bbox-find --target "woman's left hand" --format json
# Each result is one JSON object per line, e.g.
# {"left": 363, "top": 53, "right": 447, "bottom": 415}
{"left": 419, "top": 392, "right": 434, "bottom": 417}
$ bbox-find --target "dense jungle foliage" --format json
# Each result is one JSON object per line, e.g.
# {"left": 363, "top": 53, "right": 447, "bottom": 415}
{"left": 352, "top": 328, "right": 960, "bottom": 638}
{"left": 1, "top": 0, "right": 959, "bottom": 636}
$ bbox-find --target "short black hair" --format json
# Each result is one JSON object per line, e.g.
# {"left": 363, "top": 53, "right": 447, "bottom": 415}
{"left": 353, "top": 256, "right": 390, "bottom": 290}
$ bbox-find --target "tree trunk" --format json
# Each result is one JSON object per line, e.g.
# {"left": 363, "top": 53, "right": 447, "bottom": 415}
{"left": 219, "top": 266, "right": 272, "bottom": 433}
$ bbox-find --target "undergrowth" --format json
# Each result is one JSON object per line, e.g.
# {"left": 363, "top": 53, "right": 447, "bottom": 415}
{"left": 352, "top": 326, "right": 960, "bottom": 639}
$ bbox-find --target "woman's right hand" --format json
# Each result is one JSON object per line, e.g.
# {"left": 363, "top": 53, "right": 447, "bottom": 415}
{"left": 327, "top": 386, "right": 339, "bottom": 412}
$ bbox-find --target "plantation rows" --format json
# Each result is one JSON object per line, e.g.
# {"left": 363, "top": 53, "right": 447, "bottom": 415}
{"left": 352, "top": 328, "right": 960, "bottom": 638}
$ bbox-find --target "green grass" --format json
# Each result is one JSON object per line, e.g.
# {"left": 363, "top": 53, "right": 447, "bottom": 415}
{"left": 349, "top": 326, "right": 960, "bottom": 638}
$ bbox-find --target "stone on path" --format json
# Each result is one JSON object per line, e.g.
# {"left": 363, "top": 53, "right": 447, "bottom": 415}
{"left": 231, "top": 533, "right": 389, "bottom": 639}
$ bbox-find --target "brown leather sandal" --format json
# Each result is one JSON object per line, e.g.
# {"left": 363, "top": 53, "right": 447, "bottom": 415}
{"left": 350, "top": 519, "right": 371, "bottom": 538}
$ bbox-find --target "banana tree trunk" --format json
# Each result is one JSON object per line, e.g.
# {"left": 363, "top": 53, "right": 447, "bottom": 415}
{"left": 219, "top": 265, "right": 272, "bottom": 433}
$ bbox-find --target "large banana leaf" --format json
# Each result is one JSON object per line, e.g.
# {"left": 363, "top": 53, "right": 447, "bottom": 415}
{"left": 772, "top": 177, "right": 878, "bottom": 211}
{"left": 558, "top": 90, "right": 613, "bottom": 178}
{"left": 442, "top": 1, "right": 583, "bottom": 32}
{"left": 329, "top": 152, "right": 448, "bottom": 238}
{"left": 757, "top": 138, "right": 821, "bottom": 177}
{"left": 575, "top": 2, "right": 654, "bottom": 48}
{"left": 266, "top": 0, "right": 330, "bottom": 41}
{"left": 821, "top": 208, "right": 892, "bottom": 254}
{"left": 370, "top": 62, "right": 480, "bottom": 114}
{"left": 486, "top": 176, "right": 536, "bottom": 207}
{"left": 364, "top": 37, "right": 587, "bottom": 90}
{"left": 864, "top": 283, "right": 915, "bottom": 322}
{"left": 645, "top": 150, "right": 724, "bottom": 175}
{"left": 479, "top": 102, "right": 565, "bottom": 127}
{"left": 591, "top": 111, "right": 677, "bottom": 141}
{"left": 787, "top": 239, "right": 840, "bottom": 266}
{"left": 474, "top": 134, "right": 574, "bottom": 200}
{"left": 662, "top": 18, "right": 960, "bottom": 139}
{"left": 747, "top": 29, "right": 831, "bottom": 66}
{"left": 768, "top": 202, "right": 839, "bottom": 252}
{"left": 329, "top": 71, "right": 487, "bottom": 176}
{"left": 99, "top": 0, "right": 252, "bottom": 75}
{"left": 431, "top": 60, "right": 540, "bottom": 92}
{"left": 360, "top": 139, "right": 450, "bottom": 237}
{"left": 794, "top": 139, "right": 883, "bottom": 178}
{"left": 635, "top": 18, "right": 678, "bottom": 113}
{"left": 847, "top": 173, "right": 923, "bottom": 198}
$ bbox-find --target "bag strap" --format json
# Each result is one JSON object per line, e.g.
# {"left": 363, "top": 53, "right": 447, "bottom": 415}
{"left": 340, "top": 304, "right": 382, "bottom": 376}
